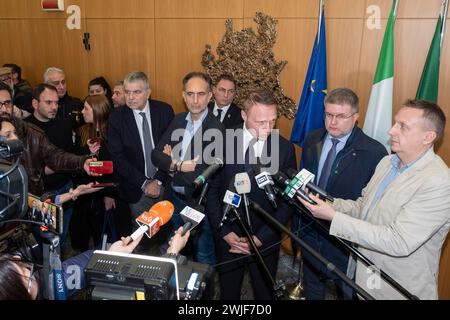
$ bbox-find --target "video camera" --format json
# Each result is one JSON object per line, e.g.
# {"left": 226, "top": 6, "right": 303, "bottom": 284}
{"left": 85, "top": 250, "right": 213, "bottom": 300}
{"left": 0, "top": 138, "right": 62, "bottom": 262}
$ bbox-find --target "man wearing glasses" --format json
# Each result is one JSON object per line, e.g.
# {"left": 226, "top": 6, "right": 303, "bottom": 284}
{"left": 299, "top": 88, "right": 387, "bottom": 300}
{"left": 0, "top": 66, "right": 31, "bottom": 118}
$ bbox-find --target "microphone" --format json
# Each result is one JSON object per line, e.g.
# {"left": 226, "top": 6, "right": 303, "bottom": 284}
{"left": 219, "top": 189, "right": 242, "bottom": 228}
{"left": 251, "top": 164, "right": 278, "bottom": 209}
{"left": 272, "top": 171, "right": 317, "bottom": 205}
{"left": 219, "top": 178, "right": 241, "bottom": 229}
{"left": 131, "top": 200, "right": 174, "bottom": 241}
{"left": 88, "top": 161, "right": 113, "bottom": 174}
{"left": 285, "top": 168, "right": 334, "bottom": 202}
{"left": 234, "top": 172, "right": 252, "bottom": 232}
{"left": 192, "top": 157, "right": 224, "bottom": 189}
{"left": 179, "top": 205, "right": 205, "bottom": 236}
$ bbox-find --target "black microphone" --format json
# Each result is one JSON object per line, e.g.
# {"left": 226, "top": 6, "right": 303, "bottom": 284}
{"left": 285, "top": 168, "right": 334, "bottom": 202}
{"left": 251, "top": 164, "right": 278, "bottom": 209}
{"left": 272, "top": 171, "right": 317, "bottom": 205}
{"left": 181, "top": 221, "right": 192, "bottom": 236}
{"left": 192, "top": 157, "right": 224, "bottom": 189}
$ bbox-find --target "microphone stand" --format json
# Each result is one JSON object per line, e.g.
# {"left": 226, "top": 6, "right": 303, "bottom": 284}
{"left": 247, "top": 198, "right": 375, "bottom": 300}
{"left": 229, "top": 207, "right": 285, "bottom": 300}
{"left": 280, "top": 192, "right": 419, "bottom": 300}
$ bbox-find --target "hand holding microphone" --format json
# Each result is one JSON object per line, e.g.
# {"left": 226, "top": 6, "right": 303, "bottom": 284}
{"left": 130, "top": 200, "right": 174, "bottom": 241}
{"left": 297, "top": 193, "right": 336, "bottom": 221}
{"left": 167, "top": 226, "right": 191, "bottom": 255}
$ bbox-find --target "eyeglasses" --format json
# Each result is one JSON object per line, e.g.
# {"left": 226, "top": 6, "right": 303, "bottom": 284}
{"left": 27, "top": 264, "right": 35, "bottom": 293}
{"left": 0, "top": 100, "right": 12, "bottom": 109}
{"left": 325, "top": 112, "right": 356, "bottom": 121}
{"left": 0, "top": 76, "right": 12, "bottom": 83}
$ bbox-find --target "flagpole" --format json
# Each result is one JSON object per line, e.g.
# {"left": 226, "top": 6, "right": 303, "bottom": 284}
{"left": 317, "top": 0, "right": 325, "bottom": 45}
{"left": 394, "top": 0, "right": 399, "bottom": 16}
{"left": 441, "top": 0, "right": 449, "bottom": 49}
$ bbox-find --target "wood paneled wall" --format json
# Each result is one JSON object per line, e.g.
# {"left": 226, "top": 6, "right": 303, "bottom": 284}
{"left": 1, "top": 0, "right": 450, "bottom": 299}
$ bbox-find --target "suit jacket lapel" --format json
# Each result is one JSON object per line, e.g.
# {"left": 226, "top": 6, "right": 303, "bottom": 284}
{"left": 125, "top": 107, "right": 144, "bottom": 160}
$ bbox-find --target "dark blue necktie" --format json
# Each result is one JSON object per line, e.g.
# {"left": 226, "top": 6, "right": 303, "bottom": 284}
{"left": 140, "top": 112, "right": 156, "bottom": 179}
{"left": 216, "top": 108, "right": 223, "bottom": 121}
{"left": 318, "top": 138, "right": 339, "bottom": 189}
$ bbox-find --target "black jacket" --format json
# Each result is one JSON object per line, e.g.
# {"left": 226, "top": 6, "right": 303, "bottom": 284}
{"left": 207, "top": 101, "right": 243, "bottom": 129}
{"left": 301, "top": 126, "right": 388, "bottom": 199}
{"left": 207, "top": 126, "right": 297, "bottom": 248}
{"left": 108, "top": 99, "right": 174, "bottom": 203}
{"left": 151, "top": 109, "right": 225, "bottom": 199}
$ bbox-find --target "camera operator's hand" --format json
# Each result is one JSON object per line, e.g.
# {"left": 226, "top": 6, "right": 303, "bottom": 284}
{"left": 109, "top": 235, "right": 143, "bottom": 253}
{"left": 167, "top": 227, "right": 190, "bottom": 255}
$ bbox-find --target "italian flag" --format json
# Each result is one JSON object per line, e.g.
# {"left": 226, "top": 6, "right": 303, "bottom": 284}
{"left": 416, "top": 13, "right": 443, "bottom": 103}
{"left": 363, "top": 0, "right": 398, "bottom": 152}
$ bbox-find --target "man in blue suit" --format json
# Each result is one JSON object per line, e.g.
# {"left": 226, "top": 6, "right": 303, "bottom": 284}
{"left": 300, "top": 88, "right": 387, "bottom": 299}
{"left": 108, "top": 71, "right": 174, "bottom": 235}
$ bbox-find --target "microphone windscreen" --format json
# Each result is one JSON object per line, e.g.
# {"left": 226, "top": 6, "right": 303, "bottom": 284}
{"left": 148, "top": 200, "right": 174, "bottom": 225}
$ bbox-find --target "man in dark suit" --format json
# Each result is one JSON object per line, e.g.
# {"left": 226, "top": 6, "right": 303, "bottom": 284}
{"left": 207, "top": 89, "right": 297, "bottom": 299}
{"left": 299, "top": 88, "right": 387, "bottom": 299}
{"left": 152, "top": 71, "right": 224, "bottom": 266}
{"left": 44, "top": 67, "right": 84, "bottom": 130}
{"left": 208, "top": 74, "right": 243, "bottom": 129}
{"left": 108, "top": 71, "right": 174, "bottom": 234}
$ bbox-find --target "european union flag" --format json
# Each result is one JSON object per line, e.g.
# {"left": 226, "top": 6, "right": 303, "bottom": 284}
{"left": 290, "top": 10, "right": 327, "bottom": 148}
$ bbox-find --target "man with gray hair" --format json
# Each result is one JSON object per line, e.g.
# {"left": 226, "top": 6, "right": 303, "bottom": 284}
{"left": 44, "top": 67, "right": 83, "bottom": 129}
{"left": 108, "top": 71, "right": 174, "bottom": 248}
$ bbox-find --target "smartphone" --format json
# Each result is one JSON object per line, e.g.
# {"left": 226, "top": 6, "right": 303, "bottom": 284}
{"left": 27, "top": 194, "right": 63, "bottom": 234}
{"left": 91, "top": 182, "right": 118, "bottom": 188}
{"left": 88, "top": 137, "right": 103, "bottom": 144}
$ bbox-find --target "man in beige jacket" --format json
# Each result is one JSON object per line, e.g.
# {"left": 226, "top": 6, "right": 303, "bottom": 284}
{"left": 300, "top": 99, "right": 450, "bottom": 300}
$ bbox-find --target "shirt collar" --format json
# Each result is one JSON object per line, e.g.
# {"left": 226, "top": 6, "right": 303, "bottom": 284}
{"left": 391, "top": 150, "right": 427, "bottom": 172}
{"left": 326, "top": 129, "right": 352, "bottom": 146}
{"left": 185, "top": 107, "right": 208, "bottom": 125}
{"left": 132, "top": 100, "right": 150, "bottom": 116}
{"left": 214, "top": 102, "right": 231, "bottom": 113}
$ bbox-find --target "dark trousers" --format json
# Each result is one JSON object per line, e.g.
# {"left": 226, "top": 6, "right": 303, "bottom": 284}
{"left": 216, "top": 238, "right": 279, "bottom": 300}
{"left": 301, "top": 222, "right": 353, "bottom": 300}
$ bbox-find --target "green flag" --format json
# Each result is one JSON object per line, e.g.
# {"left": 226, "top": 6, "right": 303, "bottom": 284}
{"left": 363, "top": 0, "right": 397, "bottom": 152}
{"left": 416, "top": 15, "right": 443, "bottom": 103}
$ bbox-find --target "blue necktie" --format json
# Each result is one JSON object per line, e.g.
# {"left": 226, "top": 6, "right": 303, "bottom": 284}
{"left": 318, "top": 138, "right": 339, "bottom": 189}
{"left": 140, "top": 112, "right": 156, "bottom": 179}
{"left": 216, "top": 108, "right": 223, "bottom": 121}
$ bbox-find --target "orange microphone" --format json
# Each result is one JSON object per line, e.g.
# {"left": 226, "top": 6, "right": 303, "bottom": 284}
{"left": 131, "top": 200, "right": 174, "bottom": 241}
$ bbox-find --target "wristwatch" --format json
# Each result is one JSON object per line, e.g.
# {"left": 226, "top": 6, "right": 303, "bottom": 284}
{"left": 156, "top": 179, "right": 162, "bottom": 186}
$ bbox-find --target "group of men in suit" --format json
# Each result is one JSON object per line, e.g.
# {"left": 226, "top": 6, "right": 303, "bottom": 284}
{"left": 105, "top": 68, "right": 449, "bottom": 300}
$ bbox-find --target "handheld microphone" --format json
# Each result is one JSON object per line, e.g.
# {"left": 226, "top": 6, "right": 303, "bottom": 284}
{"left": 251, "top": 164, "right": 278, "bottom": 209}
{"left": 179, "top": 205, "right": 205, "bottom": 236}
{"left": 131, "top": 200, "right": 174, "bottom": 240}
{"left": 219, "top": 177, "right": 241, "bottom": 229}
{"left": 272, "top": 171, "right": 317, "bottom": 205}
{"left": 219, "top": 190, "right": 242, "bottom": 228}
{"left": 192, "top": 157, "right": 224, "bottom": 188}
{"left": 234, "top": 172, "right": 252, "bottom": 232}
{"left": 285, "top": 168, "right": 334, "bottom": 202}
